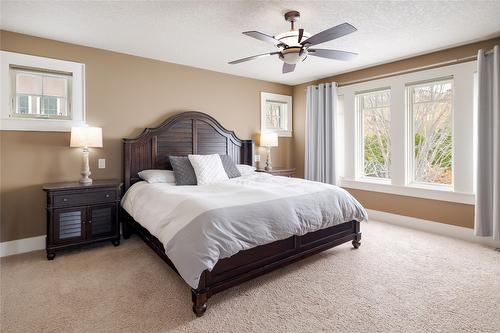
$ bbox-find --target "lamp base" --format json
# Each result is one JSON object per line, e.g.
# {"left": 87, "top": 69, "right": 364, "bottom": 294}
{"left": 265, "top": 147, "right": 273, "bottom": 171}
{"left": 79, "top": 148, "right": 93, "bottom": 185}
{"left": 79, "top": 177, "right": 93, "bottom": 185}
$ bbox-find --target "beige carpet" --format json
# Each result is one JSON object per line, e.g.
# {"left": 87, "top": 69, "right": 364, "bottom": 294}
{"left": 1, "top": 221, "right": 499, "bottom": 333}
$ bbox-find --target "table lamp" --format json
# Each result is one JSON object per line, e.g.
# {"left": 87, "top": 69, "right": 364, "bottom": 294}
{"left": 260, "top": 132, "right": 278, "bottom": 171}
{"left": 70, "top": 126, "right": 103, "bottom": 185}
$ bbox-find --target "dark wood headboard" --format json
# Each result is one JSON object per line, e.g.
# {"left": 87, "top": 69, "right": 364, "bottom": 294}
{"left": 123, "top": 111, "right": 255, "bottom": 191}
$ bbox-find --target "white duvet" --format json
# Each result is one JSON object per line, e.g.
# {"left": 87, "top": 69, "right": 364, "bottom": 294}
{"left": 122, "top": 172, "right": 367, "bottom": 288}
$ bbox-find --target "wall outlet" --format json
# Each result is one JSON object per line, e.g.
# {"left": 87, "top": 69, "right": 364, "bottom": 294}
{"left": 98, "top": 159, "right": 106, "bottom": 169}
{"left": 255, "top": 155, "right": 261, "bottom": 162}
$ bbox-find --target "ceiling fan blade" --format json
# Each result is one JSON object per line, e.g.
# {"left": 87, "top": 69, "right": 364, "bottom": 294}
{"left": 301, "top": 22, "right": 357, "bottom": 46}
{"left": 243, "top": 31, "right": 284, "bottom": 47}
{"left": 308, "top": 49, "right": 358, "bottom": 61}
{"left": 298, "top": 28, "right": 304, "bottom": 43}
{"left": 282, "top": 63, "right": 296, "bottom": 74}
{"left": 228, "top": 52, "right": 280, "bottom": 65}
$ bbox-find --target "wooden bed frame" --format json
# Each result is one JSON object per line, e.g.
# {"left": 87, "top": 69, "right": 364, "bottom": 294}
{"left": 122, "top": 111, "right": 361, "bottom": 316}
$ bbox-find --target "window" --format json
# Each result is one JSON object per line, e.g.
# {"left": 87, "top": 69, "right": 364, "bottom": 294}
{"left": 18, "top": 95, "right": 29, "bottom": 114}
{"left": 407, "top": 79, "right": 453, "bottom": 186}
{"left": 11, "top": 67, "right": 72, "bottom": 119}
{"left": 356, "top": 89, "right": 391, "bottom": 179}
{"left": 337, "top": 61, "right": 476, "bottom": 204}
{"left": 260, "top": 92, "right": 292, "bottom": 137}
{"left": 264, "top": 101, "right": 286, "bottom": 130}
{"left": 1, "top": 51, "right": 84, "bottom": 131}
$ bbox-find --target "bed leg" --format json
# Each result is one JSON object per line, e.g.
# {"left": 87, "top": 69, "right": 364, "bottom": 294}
{"left": 192, "top": 289, "right": 208, "bottom": 317}
{"left": 352, "top": 239, "right": 361, "bottom": 249}
{"left": 352, "top": 220, "right": 361, "bottom": 249}
{"left": 122, "top": 220, "right": 132, "bottom": 239}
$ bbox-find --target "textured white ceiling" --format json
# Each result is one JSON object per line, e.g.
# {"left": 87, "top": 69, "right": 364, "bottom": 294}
{"left": 2, "top": 1, "right": 500, "bottom": 85}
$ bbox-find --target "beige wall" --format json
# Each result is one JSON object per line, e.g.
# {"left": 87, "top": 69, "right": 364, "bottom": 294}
{"left": 345, "top": 189, "right": 475, "bottom": 228}
{"left": 293, "top": 37, "right": 500, "bottom": 228}
{"left": 2, "top": 30, "right": 498, "bottom": 242}
{"left": 0, "top": 30, "right": 294, "bottom": 242}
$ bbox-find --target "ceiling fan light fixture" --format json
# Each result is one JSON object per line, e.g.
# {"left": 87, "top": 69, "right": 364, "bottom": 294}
{"left": 280, "top": 47, "right": 307, "bottom": 64}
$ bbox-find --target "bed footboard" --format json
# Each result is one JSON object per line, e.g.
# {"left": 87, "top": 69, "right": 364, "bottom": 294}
{"left": 122, "top": 210, "right": 361, "bottom": 317}
{"left": 191, "top": 220, "right": 361, "bottom": 316}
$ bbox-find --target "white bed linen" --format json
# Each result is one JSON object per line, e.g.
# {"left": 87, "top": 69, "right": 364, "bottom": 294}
{"left": 122, "top": 173, "right": 367, "bottom": 288}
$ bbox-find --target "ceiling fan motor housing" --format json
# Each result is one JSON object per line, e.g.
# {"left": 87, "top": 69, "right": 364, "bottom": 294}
{"left": 275, "top": 30, "right": 311, "bottom": 47}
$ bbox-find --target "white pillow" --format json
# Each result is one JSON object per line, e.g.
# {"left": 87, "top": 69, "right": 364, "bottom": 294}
{"left": 138, "top": 169, "right": 176, "bottom": 184}
{"left": 236, "top": 164, "right": 256, "bottom": 176}
{"left": 188, "top": 154, "right": 229, "bottom": 185}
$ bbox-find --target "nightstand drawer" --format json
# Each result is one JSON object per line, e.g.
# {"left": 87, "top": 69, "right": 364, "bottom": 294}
{"left": 53, "top": 190, "right": 116, "bottom": 208}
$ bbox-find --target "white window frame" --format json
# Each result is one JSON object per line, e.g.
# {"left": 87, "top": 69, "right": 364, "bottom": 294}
{"left": 355, "top": 87, "right": 392, "bottom": 183}
{"left": 406, "top": 77, "right": 454, "bottom": 189}
{"left": 1, "top": 51, "right": 85, "bottom": 131}
{"left": 338, "top": 61, "right": 476, "bottom": 204}
{"left": 10, "top": 67, "right": 73, "bottom": 120}
{"left": 260, "top": 92, "right": 292, "bottom": 137}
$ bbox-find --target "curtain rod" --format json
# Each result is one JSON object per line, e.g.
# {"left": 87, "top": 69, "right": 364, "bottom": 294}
{"left": 303, "top": 55, "right": 476, "bottom": 91}
{"left": 305, "top": 47, "right": 496, "bottom": 90}
{"left": 336, "top": 54, "right": 478, "bottom": 87}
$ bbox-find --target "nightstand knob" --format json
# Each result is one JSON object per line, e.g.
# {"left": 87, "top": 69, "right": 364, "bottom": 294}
{"left": 105, "top": 194, "right": 110, "bottom": 198}
{"left": 63, "top": 198, "right": 68, "bottom": 202}
{"left": 88, "top": 220, "right": 92, "bottom": 224}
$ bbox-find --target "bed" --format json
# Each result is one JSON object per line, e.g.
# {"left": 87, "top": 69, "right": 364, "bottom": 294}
{"left": 121, "top": 111, "right": 366, "bottom": 316}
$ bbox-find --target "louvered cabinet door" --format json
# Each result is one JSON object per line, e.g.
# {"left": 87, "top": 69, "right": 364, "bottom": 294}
{"left": 87, "top": 203, "right": 117, "bottom": 239}
{"left": 53, "top": 207, "right": 87, "bottom": 244}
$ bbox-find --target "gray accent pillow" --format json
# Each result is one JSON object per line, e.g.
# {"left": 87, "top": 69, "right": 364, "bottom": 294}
{"left": 169, "top": 156, "right": 197, "bottom": 185}
{"left": 220, "top": 155, "right": 241, "bottom": 178}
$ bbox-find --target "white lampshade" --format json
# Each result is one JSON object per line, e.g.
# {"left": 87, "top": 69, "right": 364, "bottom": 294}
{"left": 260, "top": 132, "right": 278, "bottom": 147}
{"left": 70, "top": 126, "right": 103, "bottom": 148}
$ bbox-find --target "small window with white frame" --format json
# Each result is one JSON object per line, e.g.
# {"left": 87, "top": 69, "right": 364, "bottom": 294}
{"left": 355, "top": 88, "right": 391, "bottom": 180}
{"left": 11, "top": 66, "right": 72, "bottom": 120}
{"left": 406, "top": 78, "right": 453, "bottom": 187}
{"left": 260, "top": 92, "right": 292, "bottom": 137}
{"left": 1, "top": 51, "right": 84, "bottom": 132}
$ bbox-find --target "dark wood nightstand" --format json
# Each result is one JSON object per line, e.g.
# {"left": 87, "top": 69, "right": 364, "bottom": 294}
{"left": 42, "top": 179, "right": 122, "bottom": 260}
{"left": 256, "top": 168, "right": 296, "bottom": 177}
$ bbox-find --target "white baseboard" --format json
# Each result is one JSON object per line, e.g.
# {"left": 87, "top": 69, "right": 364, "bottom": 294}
{"left": 367, "top": 209, "right": 500, "bottom": 248}
{"left": 0, "top": 235, "right": 46, "bottom": 257}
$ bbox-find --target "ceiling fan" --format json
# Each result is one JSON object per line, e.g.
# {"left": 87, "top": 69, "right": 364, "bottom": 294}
{"left": 228, "top": 11, "right": 358, "bottom": 74}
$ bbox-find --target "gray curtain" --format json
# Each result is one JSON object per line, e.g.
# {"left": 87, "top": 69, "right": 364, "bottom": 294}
{"left": 475, "top": 45, "right": 500, "bottom": 240}
{"left": 305, "top": 82, "right": 338, "bottom": 184}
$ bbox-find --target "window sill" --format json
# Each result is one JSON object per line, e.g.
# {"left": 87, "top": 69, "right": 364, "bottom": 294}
{"left": 406, "top": 182, "right": 453, "bottom": 192}
{"left": 358, "top": 176, "right": 391, "bottom": 185}
{"left": 263, "top": 130, "right": 292, "bottom": 138}
{"left": 339, "top": 178, "right": 475, "bottom": 205}
{"left": 0, "top": 117, "right": 84, "bottom": 132}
